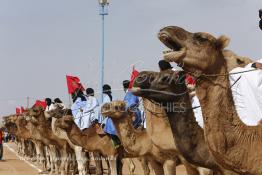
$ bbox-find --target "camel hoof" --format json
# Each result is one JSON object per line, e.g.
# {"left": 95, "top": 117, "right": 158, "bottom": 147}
{"left": 38, "top": 170, "right": 49, "bottom": 175}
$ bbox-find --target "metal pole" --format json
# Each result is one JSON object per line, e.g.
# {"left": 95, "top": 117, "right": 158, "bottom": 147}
{"left": 100, "top": 5, "right": 105, "bottom": 104}
{"left": 68, "top": 94, "right": 72, "bottom": 108}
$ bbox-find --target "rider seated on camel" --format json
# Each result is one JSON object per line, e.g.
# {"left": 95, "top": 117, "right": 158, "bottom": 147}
{"left": 100, "top": 84, "right": 121, "bottom": 148}
{"left": 123, "top": 80, "right": 142, "bottom": 128}
{"left": 45, "top": 98, "right": 56, "bottom": 111}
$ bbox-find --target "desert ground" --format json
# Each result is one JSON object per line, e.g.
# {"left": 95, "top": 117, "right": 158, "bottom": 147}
{"left": 0, "top": 142, "right": 188, "bottom": 175}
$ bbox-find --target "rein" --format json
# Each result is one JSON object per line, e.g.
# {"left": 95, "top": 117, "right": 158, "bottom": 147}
{"left": 141, "top": 72, "right": 243, "bottom": 114}
{"left": 178, "top": 60, "right": 259, "bottom": 78}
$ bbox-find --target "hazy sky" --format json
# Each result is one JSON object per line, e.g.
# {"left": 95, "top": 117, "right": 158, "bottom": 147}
{"left": 0, "top": 0, "right": 261, "bottom": 116}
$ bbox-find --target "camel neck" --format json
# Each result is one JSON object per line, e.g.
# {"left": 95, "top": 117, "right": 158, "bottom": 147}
{"left": 165, "top": 94, "right": 220, "bottom": 169}
{"left": 196, "top": 65, "right": 243, "bottom": 133}
{"left": 111, "top": 114, "right": 151, "bottom": 156}
{"left": 68, "top": 123, "right": 85, "bottom": 147}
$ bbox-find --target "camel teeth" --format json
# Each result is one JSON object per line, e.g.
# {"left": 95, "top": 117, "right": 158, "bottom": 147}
{"left": 163, "top": 50, "right": 172, "bottom": 54}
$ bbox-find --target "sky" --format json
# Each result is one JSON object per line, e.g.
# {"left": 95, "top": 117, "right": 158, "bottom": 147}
{"left": 0, "top": 0, "right": 261, "bottom": 117}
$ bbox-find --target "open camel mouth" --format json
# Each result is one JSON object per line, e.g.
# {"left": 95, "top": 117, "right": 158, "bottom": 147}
{"left": 158, "top": 31, "right": 186, "bottom": 62}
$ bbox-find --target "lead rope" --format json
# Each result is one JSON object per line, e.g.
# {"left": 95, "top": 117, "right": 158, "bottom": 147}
{"left": 140, "top": 71, "right": 244, "bottom": 114}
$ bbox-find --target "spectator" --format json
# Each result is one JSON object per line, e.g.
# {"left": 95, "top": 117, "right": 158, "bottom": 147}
{"left": 0, "top": 129, "right": 3, "bottom": 160}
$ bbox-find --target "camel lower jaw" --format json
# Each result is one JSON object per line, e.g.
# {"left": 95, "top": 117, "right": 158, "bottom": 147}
{"left": 163, "top": 47, "right": 186, "bottom": 62}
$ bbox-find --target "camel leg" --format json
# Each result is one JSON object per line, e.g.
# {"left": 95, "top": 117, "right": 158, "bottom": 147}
{"left": 184, "top": 164, "right": 200, "bottom": 175}
{"left": 108, "top": 156, "right": 117, "bottom": 175}
{"left": 198, "top": 168, "right": 214, "bottom": 175}
{"left": 45, "top": 146, "right": 51, "bottom": 171}
{"left": 105, "top": 157, "right": 111, "bottom": 175}
{"left": 48, "top": 147, "right": 55, "bottom": 175}
{"left": 163, "top": 160, "right": 177, "bottom": 175}
{"left": 49, "top": 145, "right": 59, "bottom": 175}
{"left": 38, "top": 142, "right": 47, "bottom": 172}
{"left": 93, "top": 152, "right": 103, "bottom": 175}
{"left": 59, "top": 149, "right": 66, "bottom": 175}
{"left": 148, "top": 159, "right": 164, "bottom": 175}
{"left": 128, "top": 159, "right": 135, "bottom": 175}
{"left": 60, "top": 145, "right": 71, "bottom": 175}
{"left": 74, "top": 146, "right": 88, "bottom": 175}
{"left": 138, "top": 157, "right": 150, "bottom": 175}
{"left": 116, "top": 157, "right": 123, "bottom": 175}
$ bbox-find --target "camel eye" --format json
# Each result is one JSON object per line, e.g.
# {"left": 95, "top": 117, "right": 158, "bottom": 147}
{"left": 236, "top": 58, "right": 244, "bottom": 65}
{"left": 194, "top": 34, "right": 208, "bottom": 43}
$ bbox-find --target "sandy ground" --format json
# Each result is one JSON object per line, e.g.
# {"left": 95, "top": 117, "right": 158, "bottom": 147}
{"left": 0, "top": 143, "right": 39, "bottom": 175}
{"left": 0, "top": 142, "right": 187, "bottom": 175}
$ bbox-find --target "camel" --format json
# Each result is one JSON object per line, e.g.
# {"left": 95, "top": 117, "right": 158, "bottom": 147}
{"left": 49, "top": 107, "right": 152, "bottom": 175}
{"left": 4, "top": 114, "right": 49, "bottom": 171}
{"left": 222, "top": 50, "right": 252, "bottom": 71}
{"left": 132, "top": 70, "right": 239, "bottom": 175}
{"left": 101, "top": 101, "right": 208, "bottom": 175}
{"left": 45, "top": 109, "right": 91, "bottom": 175}
{"left": 25, "top": 107, "right": 75, "bottom": 175}
{"left": 158, "top": 26, "right": 262, "bottom": 174}
{"left": 49, "top": 108, "right": 126, "bottom": 175}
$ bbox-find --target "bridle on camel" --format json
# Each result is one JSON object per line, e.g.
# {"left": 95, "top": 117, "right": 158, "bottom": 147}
{"left": 177, "top": 60, "right": 260, "bottom": 78}
{"left": 140, "top": 69, "right": 247, "bottom": 116}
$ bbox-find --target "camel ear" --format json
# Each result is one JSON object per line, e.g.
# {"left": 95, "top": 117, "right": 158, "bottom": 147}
{"left": 216, "top": 35, "right": 230, "bottom": 49}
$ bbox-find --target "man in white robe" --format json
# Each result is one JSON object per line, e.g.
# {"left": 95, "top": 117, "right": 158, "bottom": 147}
{"left": 192, "top": 60, "right": 262, "bottom": 128}
{"left": 229, "top": 59, "right": 262, "bottom": 125}
{"left": 85, "top": 88, "right": 100, "bottom": 123}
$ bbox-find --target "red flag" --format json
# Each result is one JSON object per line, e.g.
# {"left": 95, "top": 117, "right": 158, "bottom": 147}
{"left": 66, "top": 75, "right": 85, "bottom": 94}
{"left": 21, "top": 107, "right": 25, "bottom": 113}
{"left": 32, "top": 100, "right": 47, "bottom": 109}
{"left": 128, "top": 66, "right": 139, "bottom": 89}
{"left": 16, "top": 107, "right": 21, "bottom": 114}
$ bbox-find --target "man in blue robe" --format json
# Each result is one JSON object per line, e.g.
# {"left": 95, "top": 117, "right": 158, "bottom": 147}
{"left": 123, "top": 80, "right": 142, "bottom": 128}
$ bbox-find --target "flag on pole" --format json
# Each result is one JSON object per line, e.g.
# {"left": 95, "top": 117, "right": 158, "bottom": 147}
{"left": 32, "top": 100, "right": 47, "bottom": 109}
{"left": 66, "top": 75, "right": 85, "bottom": 94}
{"left": 128, "top": 66, "right": 139, "bottom": 89}
{"left": 16, "top": 107, "right": 21, "bottom": 114}
{"left": 16, "top": 106, "right": 25, "bottom": 115}
{"left": 21, "top": 106, "right": 25, "bottom": 113}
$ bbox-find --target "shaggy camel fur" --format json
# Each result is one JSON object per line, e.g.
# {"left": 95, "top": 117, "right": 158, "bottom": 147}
{"left": 101, "top": 101, "right": 202, "bottom": 175}
{"left": 26, "top": 107, "right": 74, "bottom": 175}
{"left": 50, "top": 107, "right": 155, "bottom": 175}
{"left": 132, "top": 70, "right": 239, "bottom": 175}
{"left": 4, "top": 114, "right": 49, "bottom": 171}
{"left": 50, "top": 108, "right": 134, "bottom": 175}
{"left": 158, "top": 26, "right": 262, "bottom": 174}
{"left": 45, "top": 110, "right": 90, "bottom": 175}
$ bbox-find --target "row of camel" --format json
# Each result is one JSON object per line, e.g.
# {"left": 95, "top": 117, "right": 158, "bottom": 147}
{"left": 2, "top": 26, "right": 260, "bottom": 175}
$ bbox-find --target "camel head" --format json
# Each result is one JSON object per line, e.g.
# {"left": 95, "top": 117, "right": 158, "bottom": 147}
{"left": 223, "top": 50, "right": 253, "bottom": 71}
{"left": 45, "top": 106, "right": 67, "bottom": 119}
{"left": 28, "top": 106, "right": 45, "bottom": 125}
{"left": 101, "top": 101, "right": 127, "bottom": 119}
{"left": 158, "top": 26, "right": 230, "bottom": 74}
{"left": 132, "top": 69, "right": 187, "bottom": 102}
{"left": 3, "top": 115, "right": 18, "bottom": 133}
{"left": 55, "top": 113, "right": 74, "bottom": 130}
